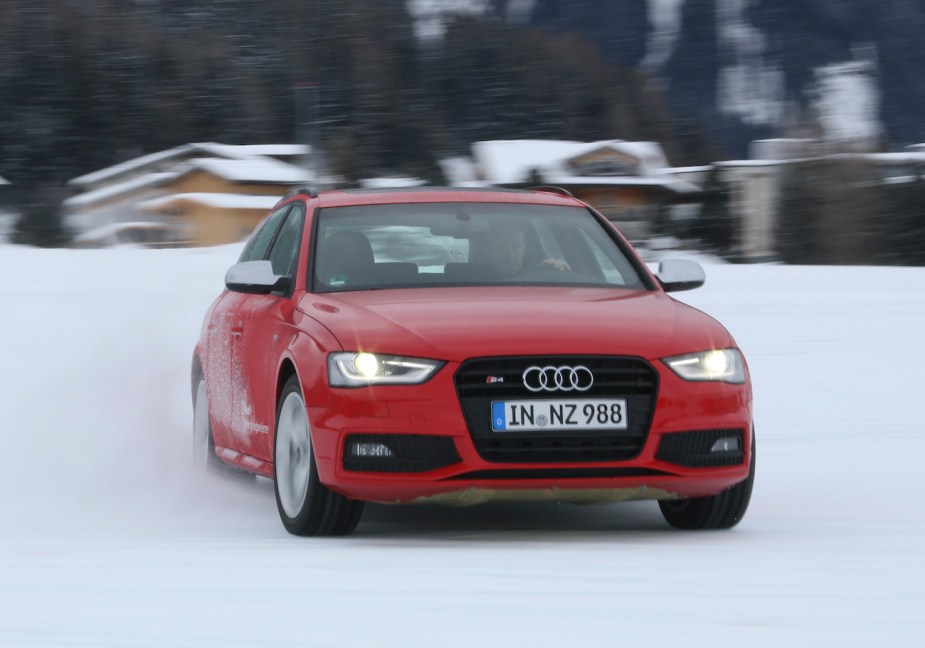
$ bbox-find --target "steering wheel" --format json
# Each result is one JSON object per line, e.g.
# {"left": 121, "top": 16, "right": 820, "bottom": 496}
{"left": 514, "top": 263, "right": 598, "bottom": 283}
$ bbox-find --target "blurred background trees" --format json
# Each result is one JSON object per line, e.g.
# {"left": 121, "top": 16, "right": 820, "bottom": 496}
{"left": 2, "top": 0, "right": 925, "bottom": 260}
{"left": 776, "top": 158, "right": 925, "bottom": 265}
{"left": 0, "top": 0, "right": 681, "bottom": 245}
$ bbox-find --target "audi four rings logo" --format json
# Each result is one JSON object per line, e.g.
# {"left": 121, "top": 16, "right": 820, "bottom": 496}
{"left": 522, "top": 365, "right": 594, "bottom": 392}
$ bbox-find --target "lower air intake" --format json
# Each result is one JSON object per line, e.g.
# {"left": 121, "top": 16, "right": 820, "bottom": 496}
{"left": 343, "top": 434, "right": 461, "bottom": 473}
{"left": 656, "top": 429, "right": 746, "bottom": 468}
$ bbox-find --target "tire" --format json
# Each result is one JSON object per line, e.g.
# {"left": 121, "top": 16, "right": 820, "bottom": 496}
{"left": 193, "top": 378, "right": 222, "bottom": 472}
{"left": 659, "top": 429, "right": 756, "bottom": 530}
{"left": 273, "top": 375, "right": 364, "bottom": 536}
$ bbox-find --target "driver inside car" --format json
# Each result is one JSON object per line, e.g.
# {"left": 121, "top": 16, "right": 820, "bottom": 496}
{"left": 475, "top": 223, "right": 571, "bottom": 278}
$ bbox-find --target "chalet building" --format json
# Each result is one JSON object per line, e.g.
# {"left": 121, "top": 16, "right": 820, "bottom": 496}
{"left": 445, "top": 138, "right": 925, "bottom": 261}
{"left": 441, "top": 139, "right": 701, "bottom": 240}
{"left": 63, "top": 138, "right": 925, "bottom": 255}
{"left": 66, "top": 143, "right": 312, "bottom": 246}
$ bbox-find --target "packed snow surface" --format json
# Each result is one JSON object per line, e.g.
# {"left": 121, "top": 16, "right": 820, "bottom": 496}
{"left": 1, "top": 243, "right": 924, "bottom": 646}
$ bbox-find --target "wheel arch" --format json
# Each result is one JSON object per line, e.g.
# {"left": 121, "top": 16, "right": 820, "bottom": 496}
{"left": 276, "top": 358, "right": 300, "bottom": 408}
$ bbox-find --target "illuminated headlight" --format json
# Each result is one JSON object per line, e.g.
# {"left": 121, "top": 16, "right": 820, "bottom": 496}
{"left": 328, "top": 352, "right": 444, "bottom": 387}
{"left": 663, "top": 349, "right": 745, "bottom": 383}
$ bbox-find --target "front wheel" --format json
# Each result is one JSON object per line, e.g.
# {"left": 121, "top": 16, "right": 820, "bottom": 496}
{"left": 273, "top": 375, "right": 364, "bottom": 536}
{"left": 659, "top": 430, "right": 756, "bottom": 530}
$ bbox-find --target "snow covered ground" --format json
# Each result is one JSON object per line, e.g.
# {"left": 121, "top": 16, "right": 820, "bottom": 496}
{"left": 1, "top": 243, "right": 924, "bottom": 646}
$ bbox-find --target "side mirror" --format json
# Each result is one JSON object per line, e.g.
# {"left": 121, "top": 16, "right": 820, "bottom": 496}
{"left": 225, "top": 260, "right": 291, "bottom": 294}
{"left": 656, "top": 258, "right": 705, "bottom": 292}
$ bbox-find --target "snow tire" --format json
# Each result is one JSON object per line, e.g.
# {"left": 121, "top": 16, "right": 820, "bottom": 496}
{"left": 193, "top": 378, "right": 223, "bottom": 473}
{"left": 273, "top": 375, "right": 364, "bottom": 536}
{"left": 659, "top": 427, "right": 756, "bottom": 530}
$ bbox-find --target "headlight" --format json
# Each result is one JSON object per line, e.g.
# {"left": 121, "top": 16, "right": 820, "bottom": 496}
{"left": 663, "top": 349, "right": 745, "bottom": 383}
{"left": 328, "top": 352, "right": 444, "bottom": 387}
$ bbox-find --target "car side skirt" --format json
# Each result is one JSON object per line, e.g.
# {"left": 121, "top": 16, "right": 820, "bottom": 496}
{"left": 216, "top": 446, "right": 274, "bottom": 478}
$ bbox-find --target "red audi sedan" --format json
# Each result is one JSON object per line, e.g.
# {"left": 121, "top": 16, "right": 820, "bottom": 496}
{"left": 192, "top": 187, "right": 755, "bottom": 536}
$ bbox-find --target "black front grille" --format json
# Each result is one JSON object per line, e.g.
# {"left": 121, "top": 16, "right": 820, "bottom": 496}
{"left": 656, "top": 429, "right": 746, "bottom": 468}
{"left": 343, "top": 434, "right": 461, "bottom": 472}
{"left": 454, "top": 356, "right": 659, "bottom": 463}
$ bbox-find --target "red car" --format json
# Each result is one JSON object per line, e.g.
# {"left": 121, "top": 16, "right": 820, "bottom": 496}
{"left": 192, "top": 187, "right": 755, "bottom": 536}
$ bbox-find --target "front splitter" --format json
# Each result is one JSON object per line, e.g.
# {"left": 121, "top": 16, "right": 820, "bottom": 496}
{"left": 382, "top": 486, "right": 679, "bottom": 507}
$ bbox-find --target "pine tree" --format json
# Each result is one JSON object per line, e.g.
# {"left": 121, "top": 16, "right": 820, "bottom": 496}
{"left": 12, "top": 185, "right": 70, "bottom": 247}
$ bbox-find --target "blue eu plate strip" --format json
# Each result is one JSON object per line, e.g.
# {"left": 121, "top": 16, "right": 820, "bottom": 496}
{"left": 491, "top": 402, "right": 507, "bottom": 431}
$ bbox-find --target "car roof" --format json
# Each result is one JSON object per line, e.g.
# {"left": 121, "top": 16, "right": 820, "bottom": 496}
{"left": 311, "top": 186, "right": 584, "bottom": 208}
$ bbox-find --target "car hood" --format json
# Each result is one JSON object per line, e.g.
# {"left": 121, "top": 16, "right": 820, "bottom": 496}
{"left": 298, "top": 287, "right": 733, "bottom": 362}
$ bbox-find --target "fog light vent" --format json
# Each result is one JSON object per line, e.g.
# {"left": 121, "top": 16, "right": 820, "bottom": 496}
{"left": 656, "top": 429, "right": 746, "bottom": 468}
{"left": 343, "top": 434, "right": 461, "bottom": 473}
{"left": 710, "top": 436, "right": 740, "bottom": 453}
{"left": 350, "top": 442, "right": 394, "bottom": 458}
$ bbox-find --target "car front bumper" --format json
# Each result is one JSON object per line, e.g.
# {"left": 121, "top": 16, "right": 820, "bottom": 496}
{"left": 307, "top": 357, "right": 753, "bottom": 504}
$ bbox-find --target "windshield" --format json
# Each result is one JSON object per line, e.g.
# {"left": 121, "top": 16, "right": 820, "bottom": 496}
{"left": 312, "top": 202, "right": 648, "bottom": 292}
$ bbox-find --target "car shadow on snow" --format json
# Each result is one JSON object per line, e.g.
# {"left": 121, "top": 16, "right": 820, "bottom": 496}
{"left": 203, "top": 472, "right": 681, "bottom": 539}
{"left": 355, "top": 500, "right": 672, "bottom": 539}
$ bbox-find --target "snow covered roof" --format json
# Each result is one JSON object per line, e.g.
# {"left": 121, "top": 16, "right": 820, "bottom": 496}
{"left": 69, "top": 143, "right": 312, "bottom": 188}
{"left": 0, "top": 175, "right": 9, "bottom": 185}
{"left": 66, "top": 146, "right": 312, "bottom": 214}
{"left": 470, "top": 139, "right": 672, "bottom": 186}
{"left": 230, "top": 144, "right": 309, "bottom": 158}
{"left": 472, "top": 140, "right": 586, "bottom": 185}
{"left": 177, "top": 158, "right": 312, "bottom": 184}
{"left": 139, "top": 193, "right": 282, "bottom": 212}
{"left": 70, "top": 143, "right": 226, "bottom": 187}
{"left": 358, "top": 176, "right": 428, "bottom": 189}
{"left": 661, "top": 165, "right": 714, "bottom": 175}
{"left": 63, "top": 172, "right": 177, "bottom": 209}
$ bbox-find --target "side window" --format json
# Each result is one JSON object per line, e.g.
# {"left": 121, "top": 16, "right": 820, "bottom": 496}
{"left": 267, "top": 204, "right": 306, "bottom": 276}
{"left": 239, "top": 206, "right": 291, "bottom": 263}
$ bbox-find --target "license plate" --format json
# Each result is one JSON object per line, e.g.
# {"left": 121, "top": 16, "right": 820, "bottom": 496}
{"left": 491, "top": 399, "right": 628, "bottom": 432}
